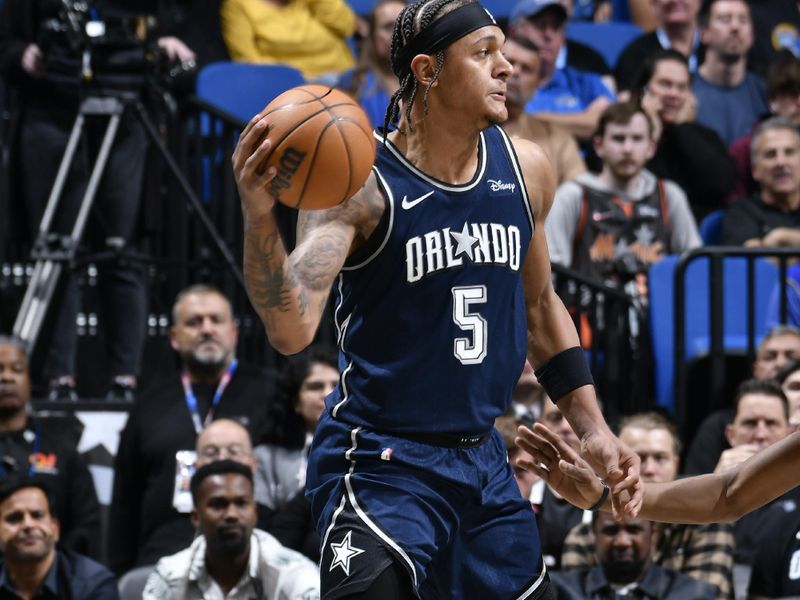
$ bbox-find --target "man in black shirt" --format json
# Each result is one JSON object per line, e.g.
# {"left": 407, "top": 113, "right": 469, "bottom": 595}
{"left": 723, "top": 117, "right": 800, "bottom": 246}
{"left": 749, "top": 503, "right": 800, "bottom": 598}
{"left": 108, "top": 284, "right": 272, "bottom": 575}
{"left": 0, "top": 336, "right": 101, "bottom": 557}
{"left": 0, "top": 479, "right": 117, "bottom": 600}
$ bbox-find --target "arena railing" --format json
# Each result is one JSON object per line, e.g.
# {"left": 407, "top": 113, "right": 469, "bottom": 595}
{"left": 550, "top": 264, "right": 651, "bottom": 418}
{"left": 667, "top": 247, "right": 800, "bottom": 444}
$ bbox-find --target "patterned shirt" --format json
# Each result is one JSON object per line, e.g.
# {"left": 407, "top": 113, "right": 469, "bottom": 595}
{"left": 561, "top": 520, "right": 735, "bottom": 600}
{"left": 143, "top": 529, "right": 319, "bottom": 600}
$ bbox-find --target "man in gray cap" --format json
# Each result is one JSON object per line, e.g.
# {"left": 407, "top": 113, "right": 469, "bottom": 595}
{"left": 509, "top": 0, "right": 615, "bottom": 141}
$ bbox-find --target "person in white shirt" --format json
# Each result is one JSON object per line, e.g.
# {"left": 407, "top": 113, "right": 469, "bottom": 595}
{"left": 143, "top": 460, "right": 319, "bottom": 600}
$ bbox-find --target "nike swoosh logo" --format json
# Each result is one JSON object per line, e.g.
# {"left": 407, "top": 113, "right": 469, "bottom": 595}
{"left": 401, "top": 191, "right": 434, "bottom": 210}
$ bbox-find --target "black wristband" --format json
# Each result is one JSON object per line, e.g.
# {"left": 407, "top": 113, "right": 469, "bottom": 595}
{"left": 534, "top": 346, "right": 594, "bottom": 403}
{"left": 588, "top": 483, "right": 610, "bottom": 512}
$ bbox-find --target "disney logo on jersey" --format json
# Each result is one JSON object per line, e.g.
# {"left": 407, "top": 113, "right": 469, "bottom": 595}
{"left": 406, "top": 222, "right": 521, "bottom": 283}
{"left": 487, "top": 179, "right": 516, "bottom": 195}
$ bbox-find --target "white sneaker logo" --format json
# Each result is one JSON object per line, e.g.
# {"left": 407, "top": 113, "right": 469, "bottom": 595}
{"left": 401, "top": 191, "right": 434, "bottom": 210}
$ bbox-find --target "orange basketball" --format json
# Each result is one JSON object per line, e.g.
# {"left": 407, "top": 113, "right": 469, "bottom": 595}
{"left": 258, "top": 85, "right": 376, "bottom": 210}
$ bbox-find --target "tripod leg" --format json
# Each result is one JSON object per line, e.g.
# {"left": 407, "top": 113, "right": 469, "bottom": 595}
{"left": 14, "top": 108, "right": 122, "bottom": 361}
{"left": 132, "top": 100, "right": 246, "bottom": 288}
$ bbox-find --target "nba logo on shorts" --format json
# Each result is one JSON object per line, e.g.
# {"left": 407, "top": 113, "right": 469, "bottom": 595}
{"left": 380, "top": 448, "right": 393, "bottom": 461}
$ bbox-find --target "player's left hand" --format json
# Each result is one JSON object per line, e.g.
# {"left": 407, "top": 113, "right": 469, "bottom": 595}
{"left": 579, "top": 429, "right": 642, "bottom": 519}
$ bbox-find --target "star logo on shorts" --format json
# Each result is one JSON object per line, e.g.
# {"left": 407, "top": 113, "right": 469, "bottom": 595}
{"left": 329, "top": 530, "right": 365, "bottom": 576}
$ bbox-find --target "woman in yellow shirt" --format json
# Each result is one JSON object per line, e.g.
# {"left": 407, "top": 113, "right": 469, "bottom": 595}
{"left": 222, "top": 0, "right": 357, "bottom": 81}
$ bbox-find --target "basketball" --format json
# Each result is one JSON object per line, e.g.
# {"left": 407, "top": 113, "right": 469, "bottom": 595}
{"left": 257, "top": 84, "right": 376, "bottom": 210}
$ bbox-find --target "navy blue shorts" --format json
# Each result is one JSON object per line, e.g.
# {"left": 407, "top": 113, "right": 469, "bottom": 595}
{"left": 306, "top": 410, "right": 549, "bottom": 599}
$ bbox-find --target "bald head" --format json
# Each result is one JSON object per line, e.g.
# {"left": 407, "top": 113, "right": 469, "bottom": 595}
{"left": 196, "top": 419, "right": 254, "bottom": 469}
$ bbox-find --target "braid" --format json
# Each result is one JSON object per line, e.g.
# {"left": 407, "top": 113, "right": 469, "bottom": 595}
{"left": 382, "top": 0, "right": 472, "bottom": 137}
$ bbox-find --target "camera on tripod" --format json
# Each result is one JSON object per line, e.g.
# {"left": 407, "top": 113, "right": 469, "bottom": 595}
{"left": 38, "top": 0, "right": 197, "bottom": 94}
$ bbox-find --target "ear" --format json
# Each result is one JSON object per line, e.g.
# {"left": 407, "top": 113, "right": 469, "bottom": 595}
{"left": 410, "top": 53, "right": 439, "bottom": 87}
{"left": 168, "top": 326, "right": 179, "bottom": 352}
{"left": 52, "top": 518, "right": 60, "bottom": 543}
{"left": 645, "top": 137, "right": 657, "bottom": 161}
{"left": 592, "top": 134, "right": 604, "bottom": 157}
{"left": 191, "top": 508, "right": 199, "bottom": 530}
{"left": 724, "top": 423, "right": 736, "bottom": 447}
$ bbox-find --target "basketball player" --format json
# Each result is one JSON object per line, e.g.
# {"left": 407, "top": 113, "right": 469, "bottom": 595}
{"left": 517, "top": 422, "right": 800, "bottom": 525}
{"left": 232, "top": 1, "right": 641, "bottom": 598}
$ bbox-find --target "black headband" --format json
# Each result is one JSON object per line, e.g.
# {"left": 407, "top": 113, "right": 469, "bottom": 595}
{"left": 394, "top": 2, "right": 497, "bottom": 79}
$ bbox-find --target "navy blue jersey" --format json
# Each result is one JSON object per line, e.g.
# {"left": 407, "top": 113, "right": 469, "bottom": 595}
{"left": 328, "top": 125, "right": 534, "bottom": 435}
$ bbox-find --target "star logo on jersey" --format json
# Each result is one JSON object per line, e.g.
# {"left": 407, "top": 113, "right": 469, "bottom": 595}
{"left": 450, "top": 222, "right": 478, "bottom": 261}
{"left": 329, "top": 530, "right": 365, "bottom": 576}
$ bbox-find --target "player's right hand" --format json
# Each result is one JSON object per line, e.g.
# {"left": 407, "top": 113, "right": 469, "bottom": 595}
{"left": 232, "top": 114, "right": 278, "bottom": 222}
{"left": 516, "top": 424, "right": 607, "bottom": 511}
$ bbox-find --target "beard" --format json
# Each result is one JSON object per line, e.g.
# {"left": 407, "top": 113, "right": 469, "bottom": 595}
{"left": 208, "top": 527, "right": 250, "bottom": 557}
{"left": 603, "top": 558, "right": 647, "bottom": 583}
{"left": 182, "top": 341, "right": 231, "bottom": 377}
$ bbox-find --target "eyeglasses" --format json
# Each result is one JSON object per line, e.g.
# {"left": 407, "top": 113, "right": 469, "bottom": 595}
{"left": 198, "top": 443, "right": 248, "bottom": 460}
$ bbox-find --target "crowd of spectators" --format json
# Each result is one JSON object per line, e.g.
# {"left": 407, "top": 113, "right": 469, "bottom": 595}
{"left": 0, "top": 0, "right": 799, "bottom": 597}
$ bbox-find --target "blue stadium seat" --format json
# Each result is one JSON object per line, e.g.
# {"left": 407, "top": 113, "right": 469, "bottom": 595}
{"left": 699, "top": 209, "right": 725, "bottom": 246}
{"left": 565, "top": 21, "right": 643, "bottom": 68}
{"left": 195, "top": 62, "right": 306, "bottom": 123}
{"left": 611, "top": 0, "right": 631, "bottom": 21}
{"left": 482, "top": 0, "right": 512, "bottom": 19}
{"left": 649, "top": 254, "right": 777, "bottom": 412}
{"left": 348, "top": 0, "right": 376, "bottom": 16}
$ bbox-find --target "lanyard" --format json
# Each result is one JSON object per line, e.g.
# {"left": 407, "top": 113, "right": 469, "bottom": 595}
{"left": 655, "top": 27, "right": 701, "bottom": 73}
{"left": 181, "top": 359, "right": 238, "bottom": 434}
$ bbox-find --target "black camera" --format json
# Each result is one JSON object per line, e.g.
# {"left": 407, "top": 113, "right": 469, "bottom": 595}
{"left": 39, "top": 0, "right": 196, "bottom": 93}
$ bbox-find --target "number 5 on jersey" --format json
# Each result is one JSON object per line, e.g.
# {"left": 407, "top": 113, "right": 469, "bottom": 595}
{"left": 452, "top": 285, "right": 488, "bottom": 365}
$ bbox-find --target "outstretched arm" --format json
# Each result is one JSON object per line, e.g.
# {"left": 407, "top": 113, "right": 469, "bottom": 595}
{"left": 513, "top": 138, "right": 641, "bottom": 517}
{"left": 517, "top": 423, "right": 800, "bottom": 523}
{"left": 234, "top": 114, "right": 382, "bottom": 355}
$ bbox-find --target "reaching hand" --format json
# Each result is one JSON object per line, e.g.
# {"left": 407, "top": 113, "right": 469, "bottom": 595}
{"left": 579, "top": 428, "right": 643, "bottom": 518}
{"left": 515, "top": 423, "right": 606, "bottom": 510}
{"left": 157, "top": 36, "right": 196, "bottom": 63}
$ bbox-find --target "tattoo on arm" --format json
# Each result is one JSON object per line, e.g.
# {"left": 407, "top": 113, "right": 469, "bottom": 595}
{"left": 243, "top": 228, "right": 303, "bottom": 330}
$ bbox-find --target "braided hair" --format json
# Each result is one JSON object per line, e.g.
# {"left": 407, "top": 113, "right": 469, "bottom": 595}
{"left": 383, "top": 0, "right": 472, "bottom": 134}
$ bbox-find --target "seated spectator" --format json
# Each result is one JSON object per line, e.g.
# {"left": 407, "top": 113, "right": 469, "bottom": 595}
{"left": 729, "top": 56, "right": 800, "bottom": 200}
{"left": 552, "top": 512, "right": 717, "bottom": 599}
{"left": 495, "top": 413, "right": 540, "bottom": 506}
{"left": 0, "top": 336, "right": 100, "bottom": 557}
{"left": 746, "top": 0, "right": 800, "bottom": 77}
{"left": 777, "top": 359, "right": 800, "bottom": 430}
{"left": 509, "top": 0, "right": 615, "bottom": 141}
{"left": 553, "top": 0, "right": 615, "bottom": 87}
{"left": 533, "top": 397, "right": 586, "bottom": 570}
{"left": 143, "top": 460, "right": 319, "bottom": 599}
{"left": 338, "top": 0, "right": 405, "bottom": 128}
{"left": 684, "top": 324, "right": 800, "bottom": 475}
{"left": 634, "top": 50, "right": 737, "bottom": 220}
{"left": 253, "top": 345, "right": 337, "bottom": 515}
{"left": 547, "top": 101, "right": 700, "bottom": 305}
{"left": 722, "top": 118, "right": 800, "bottom": 246}
{"left": 747, "top": 500, "right": 800, "bottom": 599}
{"left": 766, "top": 263, "right": 800, "bottom": 330}
{"left": 155, "top": 0, "right": 229, "bottom": 68}
{"left": 615, "top": 0, "right": 702, "bottom": 91}
{"left": 693, "top": 0, "right": 768, "bottom": 147}
{"left": 510, "top": 360, "right": 545, "bottom": 426}
{"left": 109, "top": 284, "right": 271, "bottom": 575}
{"left": 0, "top": 479, "right": 118, "bottom": 599}
{"left": 502, "top": 36, "right": 587, "bottom": 186}
{"left": 714, "top": 379, "right": 799, "bottom": 565}
{"left": 562, "top": 412, "right": 735, "bottom": 598}
{"left": 220, "top": 0, "right": 356, "bottom": 82}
